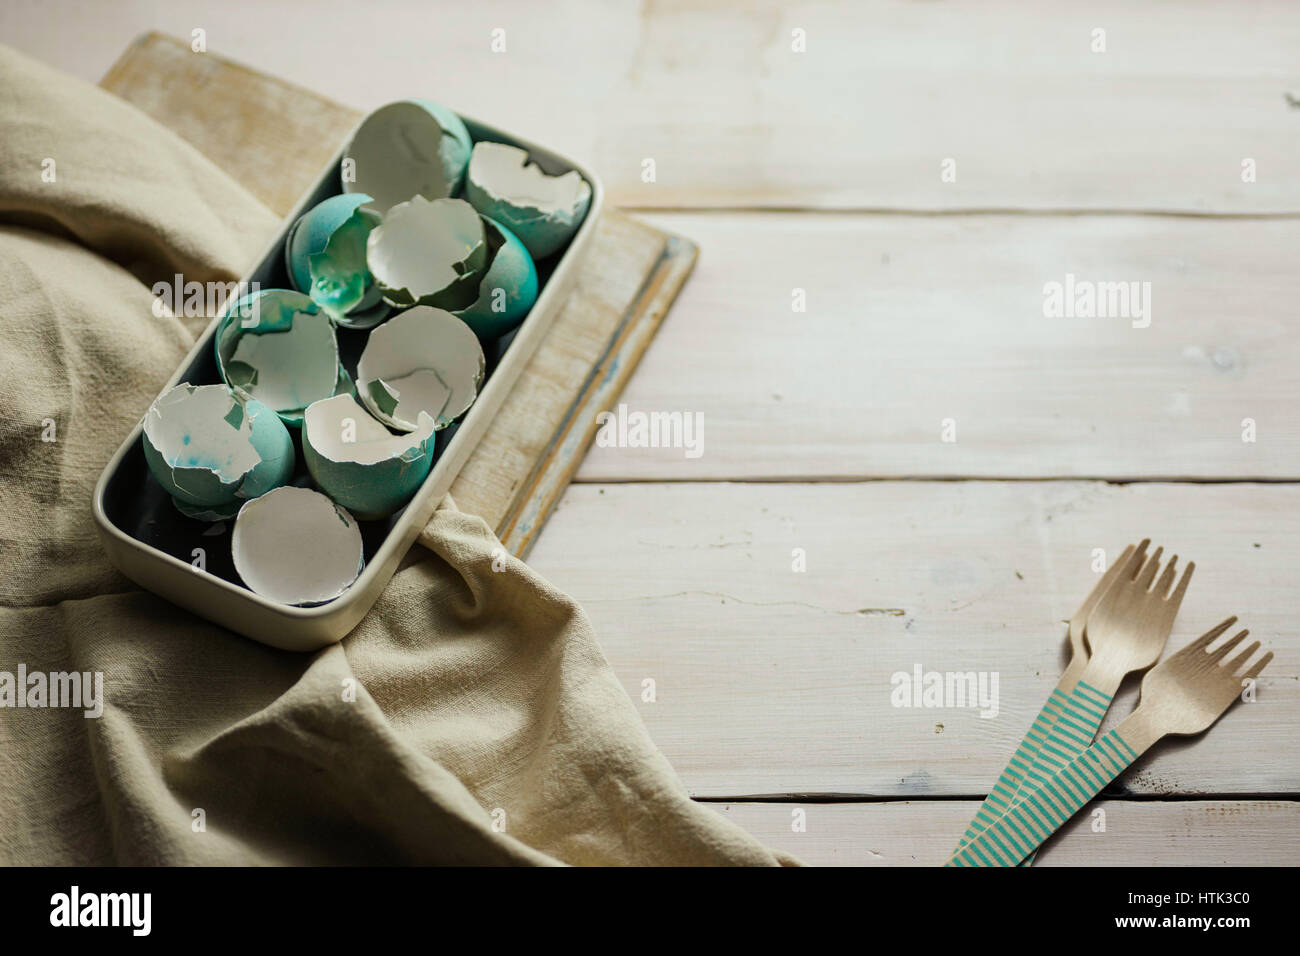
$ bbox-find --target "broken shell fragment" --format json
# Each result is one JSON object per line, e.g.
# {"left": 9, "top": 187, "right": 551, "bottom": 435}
{"left": 452, "top": 216, "right": 538, "bottom": 339}
{"left": 356, "top": 306, "right": 485, "bottom": 433}
{"left": 303, "top": 393, "right": 437, "bottom": 519}
{"left": 285, "top": 193, "right": 391, "bottom": 329}
{"left": 464, "top": 141, "right": 592, "bottom": 260}
{"left": 215, "top": 289, "right": 349, "bottom": 426}
{"left": 141, "top": 383, "right": 294, "bottom": 521}
{"left": 366, "top": 196, "right": 487, "bottom": 310}
{"left": 342, "top": 99, "right": 472, "bottom": 214}
{"left": 232, "top": 486, "right": 365, "bottom": 606}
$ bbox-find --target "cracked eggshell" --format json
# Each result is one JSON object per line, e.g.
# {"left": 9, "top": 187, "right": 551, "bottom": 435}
{"left": 303, "top": 393, "right": 436, "bottom": 519}
{"left": 232, "top": 486, "right": 364, "bottom": 606}
{"left": 285, "top": 193, "right": 391, "bottom": 329}
{"left": 452, "top": 216, "right": 538, "bottom": 339}
{"left": 342, "top": 99, "right": 472, "bottom": 214}
{"left": 366, "top": 196, "right": 487, "bottom": 311}
{"left": 464, "top": 141, "right": 592, "bottom": 260}
{"left": 141, "top": 383, "right": 294, "bottom": 521}
{"left": 215, "top": 289, "right": 349, "bottom": 426}
{"left": 356, "top": 306, "right": 485, "bottom": 433}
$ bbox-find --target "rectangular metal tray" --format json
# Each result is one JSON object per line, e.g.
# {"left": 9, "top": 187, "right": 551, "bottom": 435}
{"left": 92, "top": 112, "right": 603, "bottom": 652}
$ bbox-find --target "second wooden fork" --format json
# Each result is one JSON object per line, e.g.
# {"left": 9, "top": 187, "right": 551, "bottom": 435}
{"left": 950, "top": 617, "right": 1271, "bottom": 866}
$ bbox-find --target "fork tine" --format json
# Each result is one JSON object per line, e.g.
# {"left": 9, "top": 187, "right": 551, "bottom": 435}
{"left": 1135, "top": 546, "right": 1164, "bottom": 590}
{"left": 1224, "top": 640, "right": 1262, "bottom": 675}
{"left": 1166, "top": 561, "right": 1195, "bottom": 607}
{"left": 1153, "top": 556, "right": 1178, "bottom": 597}
{"left": 1243, "top": 651, "right": 1274, "bottom": 682}
{"left": 1179, "top": 616, "right": 1238, "bottom": 655}
{"left": 1125, "top": 539, "right": 1151, "bottom": 579}
{"left": 1206, "top": 629, "right": 1250, "bottom": 666}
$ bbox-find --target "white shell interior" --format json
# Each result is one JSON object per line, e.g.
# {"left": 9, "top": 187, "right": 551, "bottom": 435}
{"left": 366, "top": 196, "right": 483, "bottom": 302}
{"left": 229, "top": 311, "right": 340, "bottom": 412}
{"left": 231, "top": 486, "right": 364, "bottom": 606}
{"left": 356, "top": 306, "right": 485, "bottom": 432}
{"left": 305, "top": 393, "right": 435, "bottom": 465}
{"left": 343, "top": 102, "right": 453, "bottom": 214}
{"left": 468, "top": 141, "right": 592, "bottom": 214}
{"left": 144, "top": 383, "right": 261, "bottom": 483}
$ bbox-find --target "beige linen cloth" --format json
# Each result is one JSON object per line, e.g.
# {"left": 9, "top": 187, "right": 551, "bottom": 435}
{"left": 0, "top": 46, "right": 795, "bottom": 866}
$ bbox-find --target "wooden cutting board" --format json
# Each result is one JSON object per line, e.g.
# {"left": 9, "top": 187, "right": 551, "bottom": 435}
{"left": 99, "top": 31, "right": 696, "bottom": 558}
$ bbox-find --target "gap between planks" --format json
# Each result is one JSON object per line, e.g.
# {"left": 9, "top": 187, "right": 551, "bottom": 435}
{"left": 693, "top": 793, "right": 1300, "bottom": 804}
{"left": 621, "top": 206, "right": 1300, "bottom": 220}
{"left": 570, "top": 475, "right": 1300, "bottom": 485}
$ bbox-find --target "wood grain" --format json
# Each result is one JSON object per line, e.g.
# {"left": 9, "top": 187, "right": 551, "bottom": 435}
{"left": 710, "top": 800, "right": 1300, "bottom": 866}
{"left": 97, "top": 31, "right": 695, "bottom": 556}
{"left": 17, "top": 1, "right": 1300, "bottom": 212}
{"left": 577, "top": 211, "right": 1300, "bottom": 481}
{"left": 528, "top": 481, "right": 1298, "bottom": 797}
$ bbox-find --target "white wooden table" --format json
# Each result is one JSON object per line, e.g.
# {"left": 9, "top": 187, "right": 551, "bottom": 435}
{"left": 11, "top": 0, "right": 1298, "bottom": 865}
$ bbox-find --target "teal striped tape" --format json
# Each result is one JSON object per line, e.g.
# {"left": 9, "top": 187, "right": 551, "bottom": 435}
{"left": 948, "top": 727, "right": 1135, "bottom": 866}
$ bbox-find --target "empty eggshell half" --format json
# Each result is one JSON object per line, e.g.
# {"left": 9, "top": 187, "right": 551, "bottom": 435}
{"left": 342, "top": 99, "right": 473, "bottom": 214}
{"left": 303, "top": 393, "right": 437, "bottom": 519}
{"left": 285, "top": 193, "right": 390, "bottom": 329}
{"left": 366, "top": 196, "right": 487, "bottom": 310}
{"left": 452, "top": 216, "right": 538, "bottom": 339}
{"left": 232, "top": 486, "right": 365, "bottom": 606}
{"left": 141, "top": 383, "right": 294, "bottom": 521}
{"left": 215, "top": 289, "right": 349, "bottom": 426}
{"left": 465, "top": 141, "right": 592, "bottom": 260}
{"left": 356, "top": 306, "right": 485, "bottom": 433}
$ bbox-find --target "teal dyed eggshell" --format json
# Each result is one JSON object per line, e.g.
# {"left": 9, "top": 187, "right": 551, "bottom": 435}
{"left": 302, "top": 395, "right": 436, "bottom": 520}
{"left": 303, "top": 433, "right": 434, "bottom": 520}
{"left": 286, "top": 193, "right": 372, "bottom": 294}
{"left": 463, "top": 143, "right": 592, "bottom": 260}
{"left": 453, "top": 217, "right": 539, "bottom": 340}
{"left": 141, "top": 386, "right": 294, "bottom": 519}
{"left": 343, "top": 100, "right": 473, "bottom": 212}
{"left": 214, "top": 289, "right": 344, "bottom": 427}
{"left": 142, "top": 431, "right": 240, "bottom": 512}
{"left": 239, "top": 400, "right": 296, "bottom": 498}
{"left": 411, "top": 98, "right": 473, "bottom": 196}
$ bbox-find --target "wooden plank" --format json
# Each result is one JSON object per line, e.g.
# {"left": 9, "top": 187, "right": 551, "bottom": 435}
{"left": 528, "top": 481, "right": 1299, "bottom": 797}
{"left": 98, "top": 32, "right": 695, "bottom": 555}
{"left": 708, "top": 800, "right": 1300, "bottom": 866}
{"left": 17, "top": 5, "right": 1300, "bottom": 212}
{"left": 577, "top": 211, "right": 1300, "bottom": 481}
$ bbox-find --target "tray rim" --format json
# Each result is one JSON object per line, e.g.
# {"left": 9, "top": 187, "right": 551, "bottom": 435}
{"left": 91, "top": 105, "right": 604, "bottom": 644}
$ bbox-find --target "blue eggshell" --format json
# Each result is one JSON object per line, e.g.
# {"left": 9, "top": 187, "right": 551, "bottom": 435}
{"left": 286, "top": 194, "right": 373, "bottom": 294}
{"left": 238, "top": 400, "right": 296, "bottom": 498}
{"left": 410, "top": 99, "right": 473, "bottom": 195}
{"left": 453, "top": 217, "right": 539, "bottom": 340}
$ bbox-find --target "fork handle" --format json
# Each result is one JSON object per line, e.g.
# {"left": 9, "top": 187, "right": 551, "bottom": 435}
{"left": 952, "top": 684, "right": 1073, "bottom": 852}
{"left": 957, "top": 678, "right": 1114, "bottom": 863}
{"left": 947, "top": 726, "right": 1146, "bottom": 866}
{"left": 1021, "top": 678, "right": 1115, "bottom": 790}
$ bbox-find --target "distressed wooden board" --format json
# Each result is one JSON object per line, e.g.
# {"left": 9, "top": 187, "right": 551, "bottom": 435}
{"left": 709, "top": 800, "right": 1300, "bottom": 866}
{"left": 528, "top": 481, "right": 1299, "bottom": 798}
{"left": 97, "top": 31, "right": 694, "bottom": 555}
{"left": 16, "top": 2, "right": 1300, "bottom": 212}
{"left": 577, "top": 211, "right": 1300, "bottom": 481}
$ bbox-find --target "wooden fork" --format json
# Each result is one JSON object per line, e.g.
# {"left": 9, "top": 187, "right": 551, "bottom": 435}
{"left": 954, "top": 541, "right": 1143, "bottom": 852}
{"left": 955, "top": 543, "right": 1189, "bottom": 863}
{"left": 1013, "top": 545, "right": 1193, "bottom": 812}
{"left": 950, "top": 618, "right": 1271, "bottom": 866}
